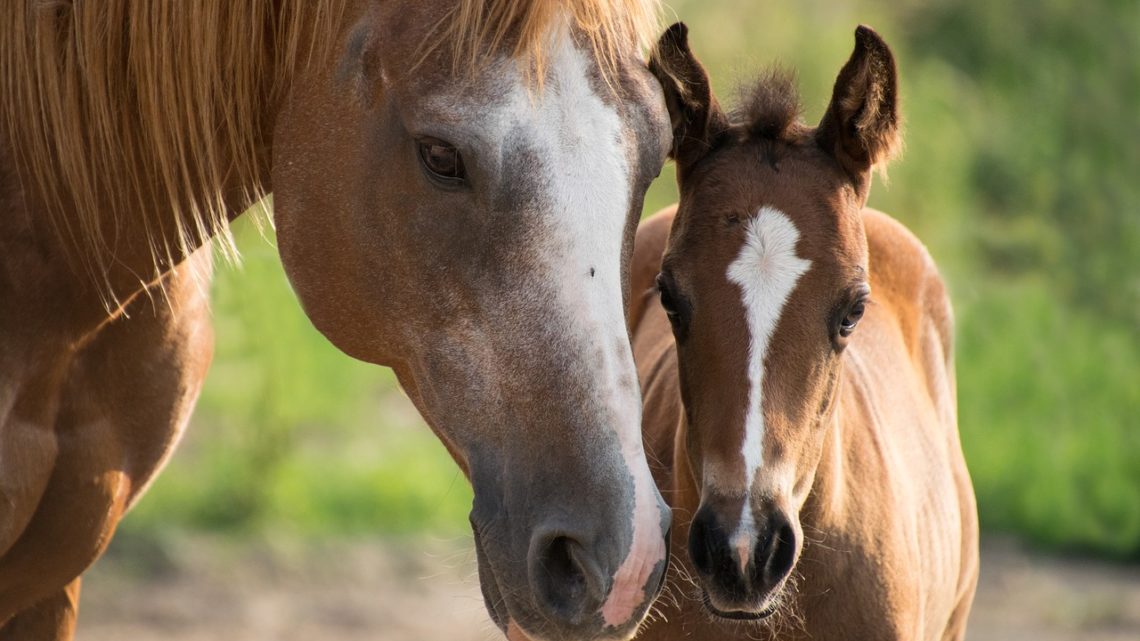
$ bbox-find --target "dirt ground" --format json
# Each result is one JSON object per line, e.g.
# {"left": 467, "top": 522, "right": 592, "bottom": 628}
{"left": 75, "top": 534, "right": 1139, "bottom": 641}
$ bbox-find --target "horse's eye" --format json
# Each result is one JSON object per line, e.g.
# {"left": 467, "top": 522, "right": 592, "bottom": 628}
{"left": 839, "top": 300, "right": 866, "bottom": 337}
{"left": 417, "top": 138, "right": 466, "bottom": 184}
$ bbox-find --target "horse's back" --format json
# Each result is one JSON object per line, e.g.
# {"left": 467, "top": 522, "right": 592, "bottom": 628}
{"left": 844, "top": 207, "right": 978, "bottom": 639}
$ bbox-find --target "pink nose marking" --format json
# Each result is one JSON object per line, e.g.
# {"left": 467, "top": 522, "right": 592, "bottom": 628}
{"left": 732, "top": 531, "right": 752, "bottom": 575}
{"left": 600, "top": 459, "right": 666, "bottom": 627}
{"left": 507, "top": 621, "right": 532, "bottom": 641}
{"left": 600, "top": 538, "right": 662, "bottom": 627}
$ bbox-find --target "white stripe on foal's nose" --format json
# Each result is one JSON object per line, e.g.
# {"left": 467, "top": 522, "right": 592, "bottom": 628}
{"left": 725, "top": 207, "right": 811, "bottom": 543}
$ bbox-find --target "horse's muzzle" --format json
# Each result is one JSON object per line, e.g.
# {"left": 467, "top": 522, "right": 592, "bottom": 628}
{"left": 471, "top": 500, "right": 671, "bottom": 641}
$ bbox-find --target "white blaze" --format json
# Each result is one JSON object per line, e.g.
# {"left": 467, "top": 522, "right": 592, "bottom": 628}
{"left": 725, "top": 207, "right": 811, "bottom": 549}
{"left": 424, "top": 20, "right": 665, "bottom": 631}
{"left": 494, "top": 29, "right": 665, "bottom": 629}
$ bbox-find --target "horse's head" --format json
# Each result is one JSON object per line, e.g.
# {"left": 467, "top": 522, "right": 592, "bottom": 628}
{"left": 649, "top": 24, "right": 900, "bottom": 620}
{"left": 271, "top": 2, "right": 671, "bottom": 639}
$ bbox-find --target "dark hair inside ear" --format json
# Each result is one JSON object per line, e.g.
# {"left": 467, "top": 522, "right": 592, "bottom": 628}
{"left": 648, "top": 22, "right": 730, "bottom": 176}
{"left": 817, "top": 25, "right": 902, "bottom": 182}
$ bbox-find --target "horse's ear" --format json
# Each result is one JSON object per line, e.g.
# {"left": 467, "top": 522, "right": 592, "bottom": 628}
{"left": 817, "top": 26, "right": 901, "bottom": 185}
{"left": 649, "top": 23, "right": 729, "bottom": 175}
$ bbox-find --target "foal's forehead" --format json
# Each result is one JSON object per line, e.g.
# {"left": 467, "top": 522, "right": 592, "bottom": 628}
{"left": 680, "top": 142, "right": 863, "bottom": 263}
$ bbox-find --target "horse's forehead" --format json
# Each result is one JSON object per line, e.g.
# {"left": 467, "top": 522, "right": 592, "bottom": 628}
{"left": 426, "top": 50, "right": 629, "bottom": 148}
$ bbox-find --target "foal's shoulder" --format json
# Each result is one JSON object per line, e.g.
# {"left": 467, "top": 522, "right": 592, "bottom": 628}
{"left": 862, "top": 208, "right": 954, "bottom": 364}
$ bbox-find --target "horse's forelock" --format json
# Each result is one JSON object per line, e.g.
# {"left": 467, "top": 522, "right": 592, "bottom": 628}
{"left": 431, "top": 0, "right": 662, "bottom": 89}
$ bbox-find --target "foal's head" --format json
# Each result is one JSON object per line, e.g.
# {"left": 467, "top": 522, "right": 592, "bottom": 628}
{"left": 649, "top": 24, "right": 901, "bottom": 620}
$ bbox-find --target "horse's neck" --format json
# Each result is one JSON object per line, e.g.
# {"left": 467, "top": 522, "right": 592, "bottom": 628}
{"left": 4, "top": 119, "right": 274, "bottom": 326}
{"left": 0, "top": 1, "right": 313, "bottom": 313}
{"left": 98, "top": 138, "right": 274, "bottom": 306}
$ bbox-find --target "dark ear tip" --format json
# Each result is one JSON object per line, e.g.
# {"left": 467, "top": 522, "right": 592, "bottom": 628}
{"left": 660, "top": 21, "right": 689, "bottom": 49}
{"left": 854, "top": 24, "right": 890, "bottom": 56}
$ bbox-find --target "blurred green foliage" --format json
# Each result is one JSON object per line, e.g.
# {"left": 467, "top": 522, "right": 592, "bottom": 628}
{"left": 124, "top": 0, "right": 1140, "bottom": 558}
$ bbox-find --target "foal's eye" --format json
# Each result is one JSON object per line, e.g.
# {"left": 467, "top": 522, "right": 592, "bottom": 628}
{"left": 655, "top": 274, "right": 679, "bottom": 318}
{"left": 839, "top": 300, "right": 866, "bottom": 337}
{"left": 655, "top": 272, "right": 689, "bottom": 339}
{"left": 417, "top": 137, "right": 467, "bottom": 185}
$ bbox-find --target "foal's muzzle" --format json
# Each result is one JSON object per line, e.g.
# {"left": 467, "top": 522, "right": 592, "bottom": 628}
{"left": 689, "top": 502, "right": 797, "bottom": 618}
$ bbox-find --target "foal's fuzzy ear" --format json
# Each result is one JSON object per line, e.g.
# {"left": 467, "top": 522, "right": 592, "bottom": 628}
{"left": 649, "top": 23, "right": 729, "bottom": 175}
{"left": 817, "top": 26, "right": 901, "bottom": 183}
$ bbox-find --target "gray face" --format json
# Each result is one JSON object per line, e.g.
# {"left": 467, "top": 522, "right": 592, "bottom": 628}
{"left": 271, "top": 4, "right": 672, "bottom": 641}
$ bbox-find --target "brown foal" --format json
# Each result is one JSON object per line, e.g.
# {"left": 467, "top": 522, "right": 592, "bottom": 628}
{"left": 630, "top": 24, "right": 978, "bottom": 640}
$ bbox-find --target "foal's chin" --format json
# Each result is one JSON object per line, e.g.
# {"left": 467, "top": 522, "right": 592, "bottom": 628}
{"left": 699, "top": 579, "right": 791, "bottom": 625}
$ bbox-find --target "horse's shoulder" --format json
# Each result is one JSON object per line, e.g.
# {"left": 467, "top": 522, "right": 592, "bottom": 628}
{"left": 630, "top": 205, "right": 677, "bottom": 332}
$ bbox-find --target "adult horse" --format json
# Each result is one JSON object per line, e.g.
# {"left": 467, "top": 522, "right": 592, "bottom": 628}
{"left": 0, "top": 2, "right": 674, "bottom": 640}
{"left": 629, "top": 25, "right": 978, "bottom": 640}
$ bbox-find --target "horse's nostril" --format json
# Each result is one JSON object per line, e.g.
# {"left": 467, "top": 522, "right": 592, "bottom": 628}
{"left": 550, "top": 536, "right": 587, "bottom": 598}
{"left": 531, "top": 534, "right": 603, "bottom": 623}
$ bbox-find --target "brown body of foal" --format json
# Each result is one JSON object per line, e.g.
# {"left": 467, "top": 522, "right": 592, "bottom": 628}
{"left": 632, "top": 206, "right": 978, "bottom": 640}
{"left": 628, "top": 23, "right": 978, "bottom": 640}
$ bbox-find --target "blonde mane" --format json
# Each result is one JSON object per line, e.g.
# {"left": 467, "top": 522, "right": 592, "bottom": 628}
{"left": 443, "top": 0, "right": 661, "bottom": 85}
{"left": 0, "top": 0, "right": 348, "bottom": 294}
{"left": 0, "top": 0, "right": 660, "bottom": 298}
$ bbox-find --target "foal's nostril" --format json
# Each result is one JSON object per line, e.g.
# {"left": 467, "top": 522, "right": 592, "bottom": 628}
{"left": 756, "top": 518, "right": 797, "bottom": 587}
{"left": 531, "top": 534, "right": 604, "bottom": 623}
{"left": 688, "top": 509, "right": 717, "bottom": 578}
{"left": 689, "top": 506, "right": 753, "bottom": 599}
